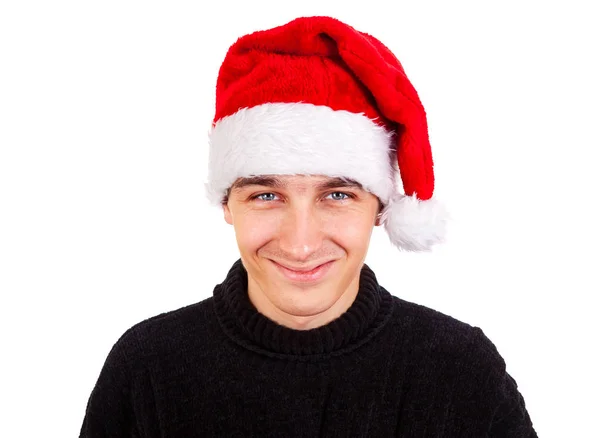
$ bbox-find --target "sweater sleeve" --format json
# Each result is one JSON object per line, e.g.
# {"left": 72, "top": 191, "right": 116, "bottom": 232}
{"left": 473, "top": 327, "right": 538, "bottom": 437}
{"left": 489, "top": 371, "right": 537, "bottom": 437}
{"left": 79, "top": 328, "right": 141, "bottom": 438}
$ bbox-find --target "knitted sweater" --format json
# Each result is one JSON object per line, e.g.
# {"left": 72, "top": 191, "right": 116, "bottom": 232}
{"left": 79, "top": 259, "right": 537, "bottom": 437}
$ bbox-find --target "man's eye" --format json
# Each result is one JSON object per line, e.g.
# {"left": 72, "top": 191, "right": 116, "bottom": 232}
{"left": 253, "top": 193, "right": 278, "bottom": 202}
{"left": 328, "top": 192, "right": 352, "bottom": 201}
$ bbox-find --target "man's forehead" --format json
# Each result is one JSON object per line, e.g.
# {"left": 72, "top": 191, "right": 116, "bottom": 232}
{"left": 230, "top": 175, "right": 364, "bottom": 193}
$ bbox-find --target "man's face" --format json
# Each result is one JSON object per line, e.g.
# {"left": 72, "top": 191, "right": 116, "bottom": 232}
{"left": 222, "top": 174, "right": 382, "bottom": 329}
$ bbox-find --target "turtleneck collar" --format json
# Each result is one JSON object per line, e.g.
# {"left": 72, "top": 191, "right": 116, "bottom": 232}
{"left": 213, "top": 258, "right": 394, "bottom": 359}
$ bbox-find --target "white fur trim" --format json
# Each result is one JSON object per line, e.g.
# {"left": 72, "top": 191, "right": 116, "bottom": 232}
{"left": 205, "top": 102, "right": 397, "bottom": 205}
{"left": 380, "top": 193, "right": 449, "bottom": 251}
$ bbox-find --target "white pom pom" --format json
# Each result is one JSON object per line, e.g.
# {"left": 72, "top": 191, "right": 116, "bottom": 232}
{"left": 380, "top": 193, "right": 449, "bottom": 252}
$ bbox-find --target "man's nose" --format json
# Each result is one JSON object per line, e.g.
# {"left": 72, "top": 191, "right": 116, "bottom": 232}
{"left": 277, "top": 205, "right": 324, "bottom": 260}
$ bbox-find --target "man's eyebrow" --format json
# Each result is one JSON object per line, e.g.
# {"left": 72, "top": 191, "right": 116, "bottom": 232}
{"left": 316, "top": 177, "right": 364, "bottom": 191}
{"left": 230, "top": 176, "right": 364, "bottom": 192}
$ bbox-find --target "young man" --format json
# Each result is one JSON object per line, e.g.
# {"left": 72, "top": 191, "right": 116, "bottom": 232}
{"left": 80, "top": 16, "right": 537, "bottom": 436}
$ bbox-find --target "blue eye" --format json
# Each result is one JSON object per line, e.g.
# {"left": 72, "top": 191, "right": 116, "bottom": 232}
{"left": 329, "top": 192, "right": 351, "bottom": 201}
{"left": 254, "top": 193, "right": 277, "bottom": 202}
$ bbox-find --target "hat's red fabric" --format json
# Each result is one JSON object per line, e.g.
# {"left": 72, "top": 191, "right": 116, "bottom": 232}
{"left": 213, "top": 16, "right": 434, "bottom": 201}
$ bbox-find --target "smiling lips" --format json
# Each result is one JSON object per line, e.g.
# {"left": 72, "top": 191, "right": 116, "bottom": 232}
{"left": 271, "top": 259, "right": 336, "bottom": 283}
{"left": 277, "top": 261, "right": 332, "bottom": 272}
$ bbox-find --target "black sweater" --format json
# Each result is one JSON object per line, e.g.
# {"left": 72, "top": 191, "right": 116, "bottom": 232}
{"left": 80, "top": 259, "right": 537, "bottom": 437}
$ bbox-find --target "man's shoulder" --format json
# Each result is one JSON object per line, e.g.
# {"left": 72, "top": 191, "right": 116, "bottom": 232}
{"left": 110, "top": 296, "right": 217, "bottom": 363}
{"left": 132, "top": 296, "right": 215, "bottom": 336}
{"left": 384, "top": 288, "right": 505, "bottom": 368}
{"left": 387, "top": 289, "right": 476, "bottom": 337}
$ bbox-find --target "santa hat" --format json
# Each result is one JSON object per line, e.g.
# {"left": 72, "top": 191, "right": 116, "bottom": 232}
{"left": 205, "top": 16, "right": 448, "bottom": 251}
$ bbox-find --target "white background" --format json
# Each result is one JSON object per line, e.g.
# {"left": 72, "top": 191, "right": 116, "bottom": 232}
{"left": 1, "top": 1, "right": 598, "bottom": 436}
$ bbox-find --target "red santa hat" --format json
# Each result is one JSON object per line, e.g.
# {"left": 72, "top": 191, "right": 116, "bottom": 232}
{"left": 205, "top": 16, "right": 448, "bottom": 251}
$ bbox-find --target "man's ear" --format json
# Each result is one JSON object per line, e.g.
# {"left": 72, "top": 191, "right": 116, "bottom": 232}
{"left": 375, "top": 199, "right": 384, "bottom": 226}
{"left": 223, "top": 202, "right": 233, "bottom": 225}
